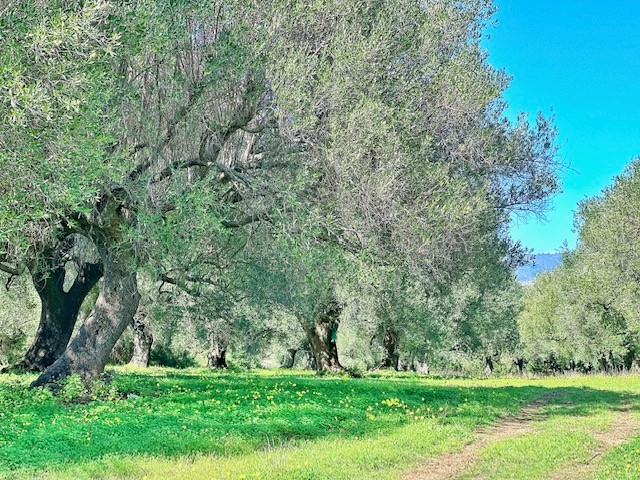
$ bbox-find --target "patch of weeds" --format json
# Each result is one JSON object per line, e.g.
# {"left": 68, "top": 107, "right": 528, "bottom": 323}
{"left": 56, "top": 374, "right": 122, "bottom": 404}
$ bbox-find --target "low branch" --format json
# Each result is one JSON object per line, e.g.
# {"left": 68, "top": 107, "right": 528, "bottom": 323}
{"left": 221, "top": 212, "right": 270, "bottom": 229}
{"left": 128, "top": 158, "right": 151, "bottom": 182}
{"left": 0, "top": 262, "right": 25, "bottom": 276}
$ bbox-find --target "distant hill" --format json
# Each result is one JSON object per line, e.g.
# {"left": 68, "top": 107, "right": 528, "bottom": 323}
{"left": 515, "top": 253, "right": 563, "bottom": 283}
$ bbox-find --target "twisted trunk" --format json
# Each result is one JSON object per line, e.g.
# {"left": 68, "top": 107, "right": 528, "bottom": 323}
{"left": 281, "top": 348, "right": 297, "bottom": 368}
{"left": 130, "top": 311, "right": 153, "bottom": 368}
{"left": 380, "top": 328, "right": 400, "bottom": 370}
{"left": 7, "top": 262, "right": 102, "bottom": 373}
{"left": 303, "top": 302, "right": 344, "bottom": 372}
{"left": 32, "top": 254, "right": 140, "bottom": 387}
{"left": 207, "top": 332, "right": 228, "bottom": 369}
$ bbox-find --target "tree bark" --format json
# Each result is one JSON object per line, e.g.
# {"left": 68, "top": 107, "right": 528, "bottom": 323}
{"left": 514, "top": 357, "right": 525, "bottom": 375}
{"left": 380, "top": 328, "right": 400, "bottom": 370}
{"left": 207, "top": 332, "right": 229, "bottom": 369}
{"left": 7, "top": 261, "right": 102, "bottom": 373}
{"left": 281, "top": 348, "right": 297, "bottom": 368}
{"left": 608, "top": 350, "right": 620, "bottom": 372}
{"left": 598, "top": 354, "right": 609, "bottom": 372}
{"left": 32, "top": 255, "right": 140, "bottom": 387}
{"left": 299, "top": 350, "right": 316, "bottom": 370}
{"left": 129, "top": 310, "right": 153, "bottom": 368}
{"left": 303, "top": 302, "right": 344, "bottom": 372}
{"left": 483, "top": 356, "right": 494, "bottom": 377}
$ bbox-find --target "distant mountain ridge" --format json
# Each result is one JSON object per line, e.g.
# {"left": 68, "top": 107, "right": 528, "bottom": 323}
{"left": 515, "top": 253, "right": 563, "bottom": 283}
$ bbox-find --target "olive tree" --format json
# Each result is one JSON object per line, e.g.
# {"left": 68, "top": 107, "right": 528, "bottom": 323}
{"left": 1, "top": 0, "right": 560, "bottom": 385}
{"left": 1, "top": 1, "right": 273, "bottom": 385}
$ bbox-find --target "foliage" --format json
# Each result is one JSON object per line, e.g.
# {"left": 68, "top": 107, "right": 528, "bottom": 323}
{"left": 0, "top": 0, "right": 124, "bottom": 254}
{"left": 0, "top": 0, "right": 561, "bottom": 383}
{"left": 520, "top": 160, "right": 640, "bottom": 372}
{"left": 0, "top": 275, "right": 38, "bottom": 364}
{"left": 262, "top": 0, "right": 558, "bottom": 282}
{"left": 149, "top": 343, "right": 196, "bottom": 370}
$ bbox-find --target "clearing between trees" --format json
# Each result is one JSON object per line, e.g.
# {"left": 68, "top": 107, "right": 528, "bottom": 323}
{"left": 1, "top": 369, "right": 639, "bottom": 480}
{"left": 403, "top": 391, "right": 639, "bottom": 480}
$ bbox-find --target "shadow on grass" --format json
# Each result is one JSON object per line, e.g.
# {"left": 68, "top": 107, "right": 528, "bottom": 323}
{"left": 0, "top": 370, "right": 638, "bottom": 475}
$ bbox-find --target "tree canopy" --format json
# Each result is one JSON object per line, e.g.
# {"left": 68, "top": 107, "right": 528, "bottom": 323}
{"left": 0, "top": 0, "right": 560, "bottom": 383}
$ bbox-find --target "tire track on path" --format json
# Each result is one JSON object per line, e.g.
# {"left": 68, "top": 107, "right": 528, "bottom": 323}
{"left": 546, "top": 406, "right": 639, "bottom": 480}
{"left": 401, "top": 391, "right": 564, "bottom": 480}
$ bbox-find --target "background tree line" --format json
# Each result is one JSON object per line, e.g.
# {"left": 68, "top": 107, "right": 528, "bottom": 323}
{"left": 519, "top": 160, "right": 640, "bottom": 374}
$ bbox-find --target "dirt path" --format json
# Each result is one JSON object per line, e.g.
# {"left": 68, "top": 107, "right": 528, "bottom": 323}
{"left": 401, "top": 391, "right": 564, "bottom": 480}
{"left": 546, "top": 406, "right": 639, "bottom": 480}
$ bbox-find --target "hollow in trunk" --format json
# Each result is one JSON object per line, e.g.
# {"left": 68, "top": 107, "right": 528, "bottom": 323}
{"left": 7, "top": 261, "right": 102, "bottom": 373}
{"left": 281, "top": 348, "right": 297, "bottom": 368}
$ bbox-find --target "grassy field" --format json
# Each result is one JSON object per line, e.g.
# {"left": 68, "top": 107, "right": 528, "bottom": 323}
{"left": 0, "top": 368, "right": 639, "bottom": 479}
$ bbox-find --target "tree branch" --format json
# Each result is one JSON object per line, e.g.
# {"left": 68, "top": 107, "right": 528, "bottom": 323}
{"left": 126, "top": 80, "right": 207, "bottom": 182}
{"left": 221, "top": 211, "right": 270, "bottom": 229}
{"left": 151, "top": 156, "right": 252, "bottom": 187}
{"left": 0, "top": 262, "right": 25, "bottom": 276}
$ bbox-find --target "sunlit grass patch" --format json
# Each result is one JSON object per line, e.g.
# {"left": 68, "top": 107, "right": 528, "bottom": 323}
{"left": 459, "top": 406, "right": 613, "bottom": 480}
{"left": 0, "top": 369, "right": 639, "bottom": 479}
{"left": 596, "top": 410, "right": 640, "bottom": 480}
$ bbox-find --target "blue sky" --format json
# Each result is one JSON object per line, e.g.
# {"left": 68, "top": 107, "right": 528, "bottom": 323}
{"left": 484, "top": 1, "right": 640, "bottom": 253}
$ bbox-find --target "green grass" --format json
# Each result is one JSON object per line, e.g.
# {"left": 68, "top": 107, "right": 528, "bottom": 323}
{"left": 596, "top": 419, "right": 640, "bottom": 480}
{"left": 0, "top": 368, "right": 639, "bottom": 479}
{"left": 459, "top": 389, "right": 619, "bottom": 479}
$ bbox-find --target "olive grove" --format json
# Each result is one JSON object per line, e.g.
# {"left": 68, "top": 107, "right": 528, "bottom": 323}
{"left": 520, "top": 160, "right": 640, "bottom": 373}
{"left": 0, "top": 0, "right": 559, "bottom": 384}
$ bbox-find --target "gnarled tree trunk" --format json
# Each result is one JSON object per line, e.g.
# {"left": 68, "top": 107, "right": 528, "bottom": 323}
{"left": 32, "top": 255, "right": 140, "bottom": 387}
{"left": 207, "top": 332, "right": 229, "bottom": 369}
{"left": 7, "top": 261, "right": 102, "bottom": 373}
{"left": 303, "top": 302, "right": 344, "bottom": 372}
{"left": 483, "top": 356, "right": 494, "bottom": 377}
{"left": 380, "top": 328, "right": 400, "bottom": 370}
{"left": 129, "top": 310, "right": 153, "bottom": 368}
{"left": 281, "top": 348, "right": 297, "bottom": 368}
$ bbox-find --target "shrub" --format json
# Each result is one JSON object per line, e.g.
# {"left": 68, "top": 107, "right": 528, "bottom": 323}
{"left": 150, "top": 343, "right": 196, "bottom": 369}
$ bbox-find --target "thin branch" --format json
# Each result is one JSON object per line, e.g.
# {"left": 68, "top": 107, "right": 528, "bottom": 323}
{"left": 127, "top": 80, "right": 207, "bottom": 182}
{"left": 221, "top": 211, "right": 271, "bottom": 229}
{"left": 151, "top": 156, "right": 252, "bottom": 187}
